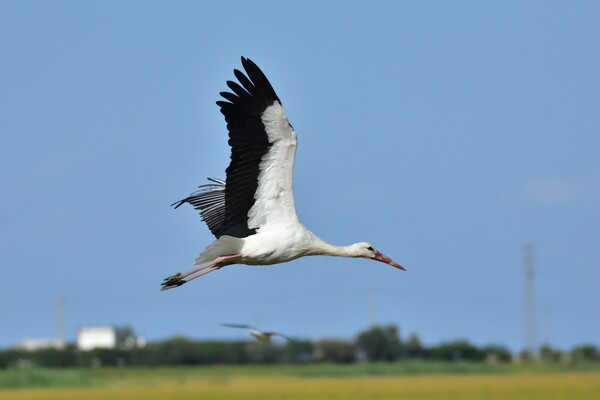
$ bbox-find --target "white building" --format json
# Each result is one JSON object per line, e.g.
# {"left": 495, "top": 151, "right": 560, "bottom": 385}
{"left": 76, "top": 326, "right": 146, "bottom": 350}
{"left": 77, "top": 326, "right": 117, "bottom": 350}
{"left": 14, "top": 338, "right": 64, "bottom": 351}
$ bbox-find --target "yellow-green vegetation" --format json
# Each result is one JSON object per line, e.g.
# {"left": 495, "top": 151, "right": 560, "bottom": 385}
{"left": 3, "top": 360, "right": 600, "bottom": 389}
{"left": 2, "top": 363, "right": 600, "bottom": 400}
{"left": 2, "top": 373, "right": 600, "bottom": 400}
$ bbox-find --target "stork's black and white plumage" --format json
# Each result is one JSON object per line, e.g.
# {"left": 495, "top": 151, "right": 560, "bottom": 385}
{"left": 222, "top": 323, "right": 291, "bottom": 343}
{"left": 161, "top": 57, "right": 405, "bottom": 291}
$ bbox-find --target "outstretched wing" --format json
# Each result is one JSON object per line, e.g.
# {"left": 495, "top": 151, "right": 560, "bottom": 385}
{"left": 222, "top": 323, "right": 257, "bottom": 330}
{"left": 171, "top": 178, "right": 226, "bottom": 238}
{"left": 217, "top": 57, "right": 299, "bottom": 238}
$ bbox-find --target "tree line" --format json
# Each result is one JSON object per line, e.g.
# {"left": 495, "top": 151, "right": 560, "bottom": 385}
{"left": 1, "top": 324, "right": 598, "bottom": 368}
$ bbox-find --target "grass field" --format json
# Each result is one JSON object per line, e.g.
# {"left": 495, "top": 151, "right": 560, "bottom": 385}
{"left": 2, "top": 364, "right": 600, "bottom": 400}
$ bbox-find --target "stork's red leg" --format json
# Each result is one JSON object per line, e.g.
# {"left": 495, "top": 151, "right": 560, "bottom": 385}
{"left": 182, "top": 265, "right": 221, "bottom": 283}
{"left": 161, "top": 253, "right": 241, "bottom": 291}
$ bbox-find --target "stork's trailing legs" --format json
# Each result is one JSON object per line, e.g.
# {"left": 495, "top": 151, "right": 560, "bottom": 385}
{"left": 160, "top": 253, "right": 241, "bottom": 291}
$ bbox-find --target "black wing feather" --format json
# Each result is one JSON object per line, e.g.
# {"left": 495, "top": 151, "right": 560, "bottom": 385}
{"left": 172, "top": 178, "right": 226, "bottom": 238}
{"left": 174, "top": 57, "right": 281, "bottom": 239}
{"left": 234, "top": 69, "right": 256, "bottom": 93}
{"left": 218, "top": 57, "right": 281, "bottom": 238}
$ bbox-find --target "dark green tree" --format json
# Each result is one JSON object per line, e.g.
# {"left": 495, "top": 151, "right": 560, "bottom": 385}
{"left": 314, "top": 340, "right": 356, "bottom": 363}
{"left": 429, "top": 340, "right": 485, "bottom": 361}
{"left": 356, "top": 324, "right": 401, "bottom": 362}
{"left": 404, "top": 333, "right": 425, "bottom": 359}
{"left": 539, "top": 344, "right": 561, "bottom": 362}
{"left": 481, "top": 345, "right": 512, "bottom": 363}
{"left": 282, "top": 339, "right": 314, "bottom": 363}
{"left": 571, "top": 344, "right": 599, "bottom": 362}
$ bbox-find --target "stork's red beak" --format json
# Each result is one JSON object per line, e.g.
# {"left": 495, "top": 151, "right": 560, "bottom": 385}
{"left": 372, "top": 251, "right": 406, "bottom": 271}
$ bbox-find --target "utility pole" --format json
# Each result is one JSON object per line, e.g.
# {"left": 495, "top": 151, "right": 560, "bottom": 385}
{"left": 367, "top": 287, "right": 374, "bottom": 327}
{"left": 57, "top": 296, "right": 65, "bottom": 348}
{"left": 523, "top": 243, "right": 537, "bottom": 358}
{"left": 543, "top": 307, "right": 553, "bottom": 347}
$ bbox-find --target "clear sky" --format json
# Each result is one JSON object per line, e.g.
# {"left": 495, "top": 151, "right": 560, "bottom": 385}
{"left": 1, "top": 1, "right": 599, "bottom": 351}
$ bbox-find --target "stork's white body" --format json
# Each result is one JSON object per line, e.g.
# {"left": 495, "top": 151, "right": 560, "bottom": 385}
{"left": 162, "top": 58, "right": 404, "bottom": 290}
{"left": 195, "top": 101, "right": 308, "bottom": 267}
{"left": 197, "top": 223, "right": 320, "bottom": 267}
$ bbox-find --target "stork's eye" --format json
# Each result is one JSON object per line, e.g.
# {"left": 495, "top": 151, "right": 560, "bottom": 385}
{"left": 367, "top": 246, "right": 374, "bottom": 251}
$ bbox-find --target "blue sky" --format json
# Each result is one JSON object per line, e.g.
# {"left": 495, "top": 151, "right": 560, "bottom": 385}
{"left": 1, "top": 1, "right": 599, "bottom": 351}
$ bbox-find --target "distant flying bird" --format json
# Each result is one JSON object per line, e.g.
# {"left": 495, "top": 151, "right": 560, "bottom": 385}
{"left": 161, "top": 57, "right": 405, "bottom": 291}
{"left": 222, "top": 323, "right": 291, "bottom": 343}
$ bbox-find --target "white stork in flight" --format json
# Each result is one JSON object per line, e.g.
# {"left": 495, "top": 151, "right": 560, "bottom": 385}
{"left": 221, "top": 323, "right": 292, "bottom": 343}
{"left": 161, "top": 57, "right": 405, "bottom": 291}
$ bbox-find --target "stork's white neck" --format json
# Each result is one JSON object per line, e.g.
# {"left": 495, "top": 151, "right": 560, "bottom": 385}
{"left": 309, "top": 238, "right": 362, "bottom": 258}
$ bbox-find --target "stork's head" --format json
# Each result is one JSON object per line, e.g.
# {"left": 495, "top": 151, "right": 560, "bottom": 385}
{"left": 350, "top": 242, "right": 406, "bottom": 271}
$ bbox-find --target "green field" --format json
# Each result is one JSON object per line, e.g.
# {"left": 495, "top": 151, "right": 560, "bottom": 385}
{"left": 2, "top": 363, "right": 600, "bottom": 400}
